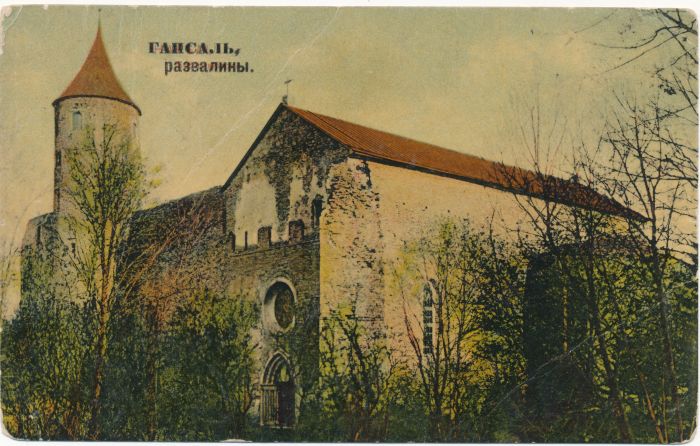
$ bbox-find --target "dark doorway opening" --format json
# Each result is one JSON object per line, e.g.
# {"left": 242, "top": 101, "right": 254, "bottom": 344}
{"left": 261, "top": 353, "right": 295, "bottom": 427}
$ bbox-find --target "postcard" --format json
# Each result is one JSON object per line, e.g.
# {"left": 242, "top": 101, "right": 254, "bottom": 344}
{"left": 0, "top": 5, "right": 696, "bottom": 442}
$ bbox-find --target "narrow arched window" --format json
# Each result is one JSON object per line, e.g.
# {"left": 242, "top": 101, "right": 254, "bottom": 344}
{"left": 312, "top": 197, "right": 323, "bottom": 228}
{"left": 423, "top": 283, "right": 434, "bottom": 354}
{"left": 228, "top": 231, "right": 236, "bottom": 252}
{"left": 72, "top": 111, "right": 82, "bottom": 130}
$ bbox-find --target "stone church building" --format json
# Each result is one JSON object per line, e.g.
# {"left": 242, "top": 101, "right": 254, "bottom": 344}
{"left": 22, "top": 26, "right": 638, "bottom": 428}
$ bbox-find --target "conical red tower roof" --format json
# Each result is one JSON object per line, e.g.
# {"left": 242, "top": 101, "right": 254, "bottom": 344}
{"left": 54, "top": 24, "right": 140, "bottom": 114}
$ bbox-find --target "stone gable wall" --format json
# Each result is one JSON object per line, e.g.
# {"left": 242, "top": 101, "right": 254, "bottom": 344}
{"left": 126, "top": 184, "right": 321, "bottom": 366}
{"left": 222, "top": 108, "right": 349, "bottom": 247}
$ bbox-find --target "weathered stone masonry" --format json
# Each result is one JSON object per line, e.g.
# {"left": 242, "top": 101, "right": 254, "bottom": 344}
{"left": 223, "top": 107, "right": 348, "bottom": 247}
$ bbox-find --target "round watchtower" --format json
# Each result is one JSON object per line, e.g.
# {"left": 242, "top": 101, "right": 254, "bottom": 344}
{"left": 52, "top": 23, "right": 141, "bottom": 214}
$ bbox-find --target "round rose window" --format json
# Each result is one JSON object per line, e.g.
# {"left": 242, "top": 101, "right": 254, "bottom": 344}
{"left": 265, "top": 282, "right": 295, "bottom": 330}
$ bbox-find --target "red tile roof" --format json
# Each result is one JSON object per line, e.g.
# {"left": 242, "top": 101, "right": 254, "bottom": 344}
{"left": 287, "top": 105, "right": 644, "bottom": 221}
{"left": 53, "top": 25, "right": 140, "bottom": 114}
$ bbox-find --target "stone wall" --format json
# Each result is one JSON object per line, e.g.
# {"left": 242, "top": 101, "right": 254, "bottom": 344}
{"left": 223, "top": 107, "right": 348, "bottom": 247}
{"left": 221, "top": 234, "right": 321, "bottom": 405}
{"left": 319, "top": 157, "right": 543, "bottom": 360}
{"left": 124, "top": 187, "right": 228, "bottom": 320}
{"left": 319, "top": 159, "right": 385, "bottom": 335}
{"left": 128, "top": 183, "right": 322, "bottom": 423}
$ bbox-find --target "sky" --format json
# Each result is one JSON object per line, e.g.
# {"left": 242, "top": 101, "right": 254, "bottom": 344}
{"left": 0, "top": 5, "right": 683, "bottom": 313}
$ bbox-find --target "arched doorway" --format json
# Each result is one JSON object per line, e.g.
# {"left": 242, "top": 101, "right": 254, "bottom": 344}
{"left": 261, "top": 352, "right": 295, "bottom": 427}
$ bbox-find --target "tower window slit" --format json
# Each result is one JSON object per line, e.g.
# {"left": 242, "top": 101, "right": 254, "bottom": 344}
{"left": 312, "top": 197, "right": 323, "bottom": 228}
{"left": 72, "top": 111, "right": 82, "bottom": 130}
{"left": 228, "top": 232, "right": 236, "bottom": 252}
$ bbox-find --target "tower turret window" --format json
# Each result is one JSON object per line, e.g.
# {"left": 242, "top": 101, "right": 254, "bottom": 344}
{"left": 228, "top": 232, "right": 236, "bottom": 252}
{"left": 312, "top": 197, "right": 323, "bottom": 228}
{"left": 72, "top": 111, "right": 83, "bottom": 130}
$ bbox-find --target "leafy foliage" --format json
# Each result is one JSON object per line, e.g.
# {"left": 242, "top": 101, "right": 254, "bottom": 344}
{"left": 300, "top": 310, "right": 405, "bottom": 441}
{"left": 394, "top": 218, "right": 526, "bottom": 441}
{"left": 156, "top": 290, "right": 257, "bottom": 441}
{"left": 2, "top": 251, "right": 90, "bottom": 439}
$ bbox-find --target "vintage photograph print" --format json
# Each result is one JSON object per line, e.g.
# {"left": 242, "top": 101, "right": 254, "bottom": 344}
{"left": 0, "top": 5, "right": 697, "bottom": 442}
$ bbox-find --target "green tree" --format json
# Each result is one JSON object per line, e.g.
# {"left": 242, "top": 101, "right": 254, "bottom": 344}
{"left": 299, "top": 307, "right": 405, "bottom": 442}
{"left": 602, "top": 98, "right": 697, "bottom": 442}
{"left": 106, "top": 188, "right": 227, "bottom": 440}
{"left": 504, "top": 121, "right": 697, "bottom": 442}
{"left": 61, "top": 123, "right": 148, "bottom": 438}
{"left": 156, "top": 289, "right": 257, "bottom": 441}
{"left": 395, "top": 218, "right": 526, "bottom": 441}
{"left": 2, "top": 247, "right": 90, "bottom": 439}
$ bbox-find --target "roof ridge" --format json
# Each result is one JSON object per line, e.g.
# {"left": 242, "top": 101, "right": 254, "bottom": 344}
{"left": 287, "top": 105, "right": 497, "bottom": 165}
{"left": 293, "top": 108, "right": 368, "bottom": 150}
{"left": 284, "top": 104, "right": 644, "bottom": 221}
